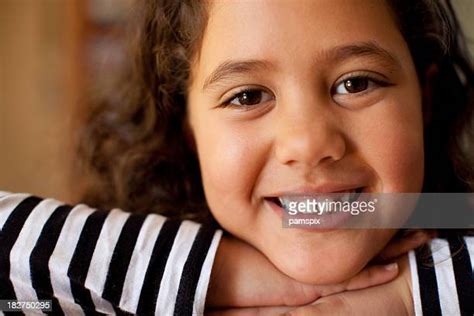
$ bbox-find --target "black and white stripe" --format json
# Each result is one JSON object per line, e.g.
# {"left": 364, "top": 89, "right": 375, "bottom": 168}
{"left": 30, "top": 204, "right": 74, "bottom": 316}
{"left": 50, "top": 203, "right": 97, "bottom": 315}
{"left": 0, "top": 192, "right": 222, "bottom": 315}
{"left": 174, "top": 225, "right": 216, "bottom": 316}
{"left": 136, "top": 219, "right": 181, "bottom": 315}
{"left": 0, "top": 193, "right": 42, "bottom": 316}
{"left": 118, "top": 214, "right": 167, "bottom": 312}
{"left": 410, "top": 236, "right": 474, "bottom": 316}
{"left": 448, "top": 236, "right": 474, "bottom": 315}
{"left": 67, "top": 207, "right": 111, "bottom": 314}
{"left": 102, "top": 213, "right": 147, "bottom": 307}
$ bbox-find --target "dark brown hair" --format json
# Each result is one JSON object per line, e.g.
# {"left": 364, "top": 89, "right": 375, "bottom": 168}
{"left": 78, "top": 1, "right": 209, "bottom": 221}
{"left": 77, "top": 0, "right": 474, "bottom": 223}
{"left": 387, "top": 0, "right": 474, "bottom": 193}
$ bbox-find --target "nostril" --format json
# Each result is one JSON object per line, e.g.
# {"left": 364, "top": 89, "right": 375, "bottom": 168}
{"left": 274, "top": 126, "right": 347, "bottom": 169}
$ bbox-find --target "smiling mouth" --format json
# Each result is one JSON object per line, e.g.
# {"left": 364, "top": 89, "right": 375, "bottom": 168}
{"left": 266, "top": 187, "right": 365, "bottom": 209}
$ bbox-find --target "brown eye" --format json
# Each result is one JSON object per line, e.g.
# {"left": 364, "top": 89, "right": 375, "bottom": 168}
{"left": 344, "top": 78, "right": 369, "bottom": 93}
{"left": 229, "top": 89, "right": 273, "bottom": 106}
{"left": 337, "top": 77, "right": 369, "bottom": 94}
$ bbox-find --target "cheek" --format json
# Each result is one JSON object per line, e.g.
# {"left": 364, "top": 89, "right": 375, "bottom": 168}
{"left": 194, "top": 122, "right": 266, "bottom": 230}
{"left": 354, "top": 97, "right": 424, "bottom": 192}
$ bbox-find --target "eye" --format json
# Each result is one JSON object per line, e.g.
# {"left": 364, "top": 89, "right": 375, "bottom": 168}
{"left": 332, "top": 73, "right": 393, "bottom": 108}
{"left": 334, "top": 76, "right": 372, "bottom": 94}
{"left": 225, "top": 89, "right": 274, "bottom": 107}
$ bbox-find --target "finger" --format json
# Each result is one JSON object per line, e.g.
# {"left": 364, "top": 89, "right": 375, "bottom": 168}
{"left": 316, "top": 262, "right": 398, "bottom": 297}
{"left": 344, "top": 262, "right": 398, "bottom": 290}
{"left": 378, "top": 231, "right": 431, "bottom": 260}
{"left": 206, "top": 306, "right": 294, "bottom": 316}
{"left": 282, "top": 296, "right": 351, "bottom": 316}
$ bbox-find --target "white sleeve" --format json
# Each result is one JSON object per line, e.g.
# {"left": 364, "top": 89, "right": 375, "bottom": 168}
{"left": 408, "top": 236, "right": 474, "bottom": 316}
{"left": 0, "top": 191, "right": 222, "bottom": 315}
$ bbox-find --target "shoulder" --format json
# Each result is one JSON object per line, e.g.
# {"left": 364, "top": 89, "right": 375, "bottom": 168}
{"left": 408, "top": 235, "right": 474, "bottom": 316}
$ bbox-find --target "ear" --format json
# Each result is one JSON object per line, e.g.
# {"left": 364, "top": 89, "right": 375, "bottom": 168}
{"left": 421, "top": 64, "right": 439, "bottom": 128}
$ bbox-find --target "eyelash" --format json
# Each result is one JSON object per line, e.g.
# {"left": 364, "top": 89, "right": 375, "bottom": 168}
{"left": 217, "top": 73, "right": 391, "bottom": 109}
{"left": 332, "top": 73, "right": 391, "bottom": 95}
{"left": 218, "top": 87, "right": 274, "bottom": 109}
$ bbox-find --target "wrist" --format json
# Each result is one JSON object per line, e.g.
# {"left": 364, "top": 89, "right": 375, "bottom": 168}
{"left": 206, "top": 236, "right": 234, "bottom": 307}
{"left": 398, "top": 254, "right": 415, "bottom": 316}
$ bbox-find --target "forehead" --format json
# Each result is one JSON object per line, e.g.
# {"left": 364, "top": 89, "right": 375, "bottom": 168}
{"left": 194, "top": 0, "right": 410, "bottom": 82}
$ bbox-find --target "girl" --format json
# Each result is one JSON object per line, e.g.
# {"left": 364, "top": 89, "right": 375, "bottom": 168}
{"left": 1, "top": 0, "right": 473, "bottom": 315}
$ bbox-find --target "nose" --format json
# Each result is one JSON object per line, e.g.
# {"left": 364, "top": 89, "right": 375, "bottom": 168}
{"left": 274, "top": 108, "right": 346, "bottom": 168}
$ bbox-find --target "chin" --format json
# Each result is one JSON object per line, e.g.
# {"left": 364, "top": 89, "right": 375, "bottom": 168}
{"left": 262, "top": 231, "right": 389, "bottom": 285}
{"left": 273, "top": 249, "right": 368, "bottom": 284}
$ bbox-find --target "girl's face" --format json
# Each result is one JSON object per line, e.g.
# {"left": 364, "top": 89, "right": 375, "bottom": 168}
{"left": 188, "top": 0, "right": 424, "bottom": 284}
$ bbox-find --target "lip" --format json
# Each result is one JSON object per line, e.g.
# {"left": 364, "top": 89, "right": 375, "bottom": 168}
{"left": 264, "top": 184, "right": 367, "bottom": 231}
{"left": 267, "top": 183, "right": 366, "bottom": 197}
{"left": 264, "top": 197, "right": 357, "bottom": 231}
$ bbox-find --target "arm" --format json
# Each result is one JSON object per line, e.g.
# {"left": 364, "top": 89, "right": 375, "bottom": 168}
{"left": 0, "top": 192, "right": 220, "bottom": 315}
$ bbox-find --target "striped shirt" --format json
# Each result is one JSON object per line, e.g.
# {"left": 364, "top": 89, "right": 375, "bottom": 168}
{"left": 0, "top": 192, "right": 222, "bottom": 315}
{"left": 409, "top": 236, "right": 474, "bottom": 316}
{"left": 1, "top": 192, "right": 473, "bottom": 315}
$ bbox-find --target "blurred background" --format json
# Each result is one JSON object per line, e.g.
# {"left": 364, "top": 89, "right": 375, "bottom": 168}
{"left": 0, "top": 0, "right": 473, "bottom": 203}
{"left": 0, "top": 0, "right": 133, "bottom": 202}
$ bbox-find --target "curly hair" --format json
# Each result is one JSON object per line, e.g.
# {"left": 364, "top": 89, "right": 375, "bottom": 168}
{"left": 387, "top": 0, "right": 474, "bottom": 192}
{"left": 77, "top": 0, "right": 474, "bottom": 222}
{"left": 78, "top": 1, "right": 209, "bottom": 221}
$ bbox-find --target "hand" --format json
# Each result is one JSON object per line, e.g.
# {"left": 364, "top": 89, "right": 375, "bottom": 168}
{"left": 281, "top": 232, "right": 428, "bottom": 315}
{"left": 376, "top": 230, "right": 432, "bottom": 262}
{"left": 281, "top": 254, "right": 414, "bottom": 316}
{"left": 206, "top": 236, "right": 400, "bottom": 309}
{"left": 207, "top": 255, "right": 413, "bottom": 316}
{"left": 206, "top": 231, "right": 430, "bottom": 314}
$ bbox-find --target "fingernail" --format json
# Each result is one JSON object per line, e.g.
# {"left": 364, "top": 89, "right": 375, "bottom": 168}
{"left": 384, "top": 262, "right": 398, "bottom": 271}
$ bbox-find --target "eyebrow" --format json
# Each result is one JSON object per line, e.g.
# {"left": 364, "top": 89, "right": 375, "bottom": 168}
{"left": 202, "top": 41, "right": 400, "bottom": 91}
{"left": 327, "top": 41, "right": 401, "bottom": 69}
{"left": 202, "top": 60, "right": 273, "bottom": 91}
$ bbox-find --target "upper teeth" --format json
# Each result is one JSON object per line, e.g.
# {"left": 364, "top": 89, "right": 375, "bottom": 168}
{"left": 278, "top": 190, "right": 359, "bottom": 207}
